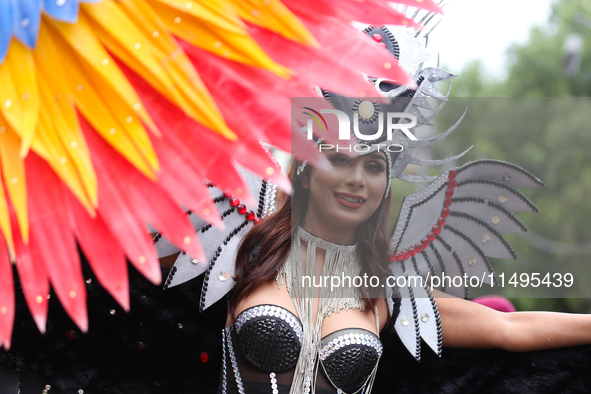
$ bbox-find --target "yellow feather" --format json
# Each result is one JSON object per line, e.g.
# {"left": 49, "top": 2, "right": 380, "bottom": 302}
{"left": 82, "top": 2, "right": 234, "bottom": 139}
{"left": 229, "top": 0, "right": 318, "bottom": 47}
{"left": 81, "top": 14, "right": 172, "bottom": 120}
{"left": 148, "top": 0, "right": 291, "bottom": 78}
{"left": 44, "top": 14, "right": 155, "bottom": 131}
{"left": 0, "top": 116, "right": 15, "bottom": 256}
{"left": 154, "top": 0, "right": 247, "bottom": 35}
{"left": 0, "top": 180, "right": 14, "bottom": 259}
{"left": 40, "top": 22, "right": 158, "bottom": 180}
{"left": 118, "top": 0, "right": 180, "bottom": 54}
{"left": 0, "top": 125, "right": 29, "bottom": 243}
{"left": 34, "top": 87, "right": 95, "bottom": 214}
{"left": 0, "top": 39, "right": 40, "bottom": 157}
{"left": 35, "top": 75, "right": 98, "bottom": 211}
{"left": 80, "top": 3, "right": 176, "bottom": 92}
{"left": 162, "top": 55, "right": 237, "bottom": 140}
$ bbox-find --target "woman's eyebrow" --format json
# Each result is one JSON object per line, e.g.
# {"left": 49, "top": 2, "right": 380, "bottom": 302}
{"left": 366, "top": 153, "right": 388, "bottom": 163}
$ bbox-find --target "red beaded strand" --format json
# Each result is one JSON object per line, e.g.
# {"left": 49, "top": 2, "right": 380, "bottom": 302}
{"left": 224, "top": 194, "right": 262, "bottom": 223}
{"left": 388, "top": 170, "right": 458, "bottom": 262}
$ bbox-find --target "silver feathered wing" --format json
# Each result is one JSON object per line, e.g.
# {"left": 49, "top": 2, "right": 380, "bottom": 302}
{"left": 387, "top": 159, "right": 543, "bottom": 360}
{"left": 154, "top": 168, "right": 278, "bottom": 312}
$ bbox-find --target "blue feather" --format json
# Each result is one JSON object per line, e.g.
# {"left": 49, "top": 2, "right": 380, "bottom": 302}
{"left": 0, "top": 0, "right": 15, "bottom": 62}
{"left": 43, "top": 0, "right": 79, "bottom": 23}
{"left": 13, "top": 0, "right": 41, "bottom": 48}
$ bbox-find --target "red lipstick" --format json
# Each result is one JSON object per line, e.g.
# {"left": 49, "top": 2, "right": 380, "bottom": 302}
{"left": 334, "top": 193, "right": 366, "bottom": 209}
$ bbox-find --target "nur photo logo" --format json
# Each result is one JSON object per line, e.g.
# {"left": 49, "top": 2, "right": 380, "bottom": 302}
{"left": 302, "top": 102, "right": 417, "bottom": 153}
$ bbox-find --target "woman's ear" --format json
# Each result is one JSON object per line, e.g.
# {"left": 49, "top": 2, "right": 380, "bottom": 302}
{"left": 301, "top": 176, "right": 310, "bottom": 189}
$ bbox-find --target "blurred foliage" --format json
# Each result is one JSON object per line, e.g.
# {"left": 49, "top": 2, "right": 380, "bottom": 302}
{"left": 392, "top": 0, "right": 591, "bottom": 312}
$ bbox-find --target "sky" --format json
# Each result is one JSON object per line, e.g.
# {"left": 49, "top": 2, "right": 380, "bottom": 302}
{"left": 428, "top": 0, "right": 555, "bottom": 79}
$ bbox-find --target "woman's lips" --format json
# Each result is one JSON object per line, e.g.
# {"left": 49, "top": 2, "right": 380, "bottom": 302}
{"left": 334, "top": 193, "right": 365, "bottom": 209}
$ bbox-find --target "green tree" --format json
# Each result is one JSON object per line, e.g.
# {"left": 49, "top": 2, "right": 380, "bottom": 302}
{"left": 413, "top": 0, "right": 591, "bottom": 312}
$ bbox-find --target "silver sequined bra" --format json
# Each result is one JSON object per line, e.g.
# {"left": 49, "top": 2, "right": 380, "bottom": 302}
{"left": 229, "top": 304, "right": 383, "bottom": 393}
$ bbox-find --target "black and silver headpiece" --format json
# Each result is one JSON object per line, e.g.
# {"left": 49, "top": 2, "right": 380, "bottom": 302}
{"left": 300, "top": 21, "right": 469, "bottom": 197}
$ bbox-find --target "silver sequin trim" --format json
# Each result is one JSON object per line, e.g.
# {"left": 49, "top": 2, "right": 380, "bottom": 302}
{"left": 225, "top": 326, "right": 245, "bottom": 393}
{"left": 319, "top": 332, "right": 383, "bottom": 361}
{"left": 234, "top": 305, "right": 303, "bottom": 342}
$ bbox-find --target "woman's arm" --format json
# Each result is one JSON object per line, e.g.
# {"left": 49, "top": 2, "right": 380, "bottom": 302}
{"left": 435, "top": 289, "right": 591, "bottom": 352}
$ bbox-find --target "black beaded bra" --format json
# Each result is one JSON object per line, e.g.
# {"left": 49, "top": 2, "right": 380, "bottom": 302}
{"left": 227, "top": 304, "right": 383, "bottom": 394}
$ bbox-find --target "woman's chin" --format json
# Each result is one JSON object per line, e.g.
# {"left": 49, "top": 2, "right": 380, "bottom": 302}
{"left": 327, "top": 211, "right": 371, "bottom": 229}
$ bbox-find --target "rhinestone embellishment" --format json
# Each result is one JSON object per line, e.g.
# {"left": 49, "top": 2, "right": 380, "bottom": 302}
{"left": 263, "top": 183, "right": 278, "bottom": 217}
{"left": 221, "top": 328, "right": 228, "bottom": 393}
{"left": 224, "top": 326, "right": 244, "bottom": 393}
{"left": 358, "top": 100, "right": 375, "bottom": 119}
{"left": 269, "top": 372, "right": 278, "bottom": 394}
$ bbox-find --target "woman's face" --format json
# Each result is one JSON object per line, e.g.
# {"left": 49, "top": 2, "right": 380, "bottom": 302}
{"left": 301, "top": 150, "right": 388, "bottom": 231}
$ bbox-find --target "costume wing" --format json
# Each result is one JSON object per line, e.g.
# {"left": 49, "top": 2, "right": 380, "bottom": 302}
{"left": 155, "top": 168, "right": 278, "bottom": 312}
{"left": 388, "top": 159, "right": 543, "bottom": 360}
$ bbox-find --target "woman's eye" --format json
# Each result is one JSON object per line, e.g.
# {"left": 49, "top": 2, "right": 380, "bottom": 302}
{"left": 330, "top": 156, "right": 349, "bottom": 165}
{"left": 367, "top": 163, "right": 385, "bottom": 173}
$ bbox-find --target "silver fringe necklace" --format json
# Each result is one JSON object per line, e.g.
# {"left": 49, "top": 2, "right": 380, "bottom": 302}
{"left": 277, "top": 226, "right": 371, "bottom": 394}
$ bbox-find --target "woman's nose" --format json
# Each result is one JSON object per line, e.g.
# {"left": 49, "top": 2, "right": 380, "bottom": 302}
{"left": 346, "top": 164, "right": 365, "bottom": 188}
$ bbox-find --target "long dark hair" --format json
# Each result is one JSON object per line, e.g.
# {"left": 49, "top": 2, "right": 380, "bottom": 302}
{"left": 229, "top": 158, "right": 392, "bottom": 316}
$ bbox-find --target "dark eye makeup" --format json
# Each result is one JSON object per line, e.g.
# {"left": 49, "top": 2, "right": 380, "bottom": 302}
{"left": 329, "top": 154, "right": 350, "bottom": 165}
{"left": 327, "top": 154, "right": 385, "bottom": 175}
{"left": 366, "top": 162, "right": 385, "bottom": 173}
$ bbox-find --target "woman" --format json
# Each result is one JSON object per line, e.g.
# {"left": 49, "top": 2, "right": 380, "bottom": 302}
{"left": 220, "top": 147, "right": 591, "bottom": 394}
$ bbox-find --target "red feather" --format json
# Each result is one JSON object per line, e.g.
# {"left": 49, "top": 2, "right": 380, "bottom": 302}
{"left": 118, "top": 60, "right": 258, "bottom": 207}
{"left": 301, "top": 18, "right": 415, "bottom": 87}
{"left": 11, "top": 193, "right": 50, "bottom": 334}
{"left": 279, "top": 0, "right": 340, "bottom": 23}
{"left": 25, "top": 153, "right": 88, "bottom": 332}
{"left": 246, "top": 22, "right": 394, "bottom": 97}
{"left": 324, "top": 1, "right": 423, "bottom": 27}
{"left": 379, "top": 0, "right": 443, "bottom": 15}
{"left": 0, "top": 233, "right": 14, "bottom": 350}
{"left": 282, "top": 0, "right": 442, "bottom": 23}
{"left": 150, "top": 132, "right": 223, "bottom": 227}
{"left": 125, "top": 162, "right": 205, "bottom": 263}
{"left": 234, "top": 140, "right": 289, "bottom": 192}
{"left": 81, "top": 117, "right": 161, "bottom": 285}
{"left": 180, "top": 40, "right": 306, "bottom": 151}
{"left": 181, "top": 42, "right": 330, "bottom": 172}
{"left": 67, "top": 190, "right": 130, "bottom": 312}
